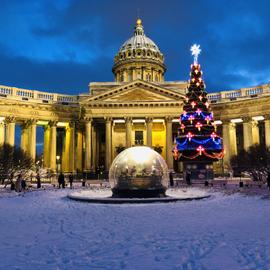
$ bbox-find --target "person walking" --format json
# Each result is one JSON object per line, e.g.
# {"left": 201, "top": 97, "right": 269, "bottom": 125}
{"left": 15, "top": 174, "right": 22, "bottom": 192}
{"left": 267, "top": 172, "right": 270, "bottom": 190}
{"left": 186, "top": 171, "right": 191, "bottom": 186}
{"left": 36, "top": 173, "right": 41, "bottom": 189}
{"left": 21, "top": 177, "right": 27, "bottom": 191}
{"left": 58, "top": 172, "right": 65, "bottom": 189}
{"left": 169, "top": 171, "right": 174, "bottom": 187}
{"left": 68, "top": 173, "right": 74, "bottom": 189}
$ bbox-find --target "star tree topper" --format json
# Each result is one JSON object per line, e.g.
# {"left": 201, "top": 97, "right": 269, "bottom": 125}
{"left": 190, "top": 44, "right": 201, "bottom": 64}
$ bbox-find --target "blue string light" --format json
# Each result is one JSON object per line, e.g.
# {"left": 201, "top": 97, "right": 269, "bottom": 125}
{"left": 176, "top": 136, "right": 222, "bottom": 151}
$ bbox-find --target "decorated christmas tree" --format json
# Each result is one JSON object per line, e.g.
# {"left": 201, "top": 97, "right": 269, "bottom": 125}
{"left": 173, "top": 45, "right": 224, "bottom": 176}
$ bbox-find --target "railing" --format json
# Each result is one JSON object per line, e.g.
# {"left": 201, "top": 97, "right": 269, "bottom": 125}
{"left": 0, "top": 86, "right": 13, "bottom": 95}
{"left": 57, "top": 95, "right": 77, "bottom": 102}
{"left": 246, "top": 88, "right": 263, "bottom": 96}
{"left": 207, "top": 93, "right": 221, "bottom": 101}
{"left": 0, "top": 83, "right": 270, "bottom": 104}
{"left": 37, "top": 93, "right": 54, "bottom": 100}
{"left": 0, "top": 85, "right": 78, "bottom": 104}
{"left": 224, "top": 90, "right": 241, "bottom": 99}
{"left": 207, "top": 84, "right": 270, "bottom": 102}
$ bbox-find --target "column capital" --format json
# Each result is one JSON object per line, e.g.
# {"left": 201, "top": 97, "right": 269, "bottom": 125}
{"left": 145, "top": 117, "right": 153, "bottom": 124}
{"left": 124, "top": 117, "right": 132, "bottom": 123}
{"left": 4, "top": 116, "right": 15, "bottom": 124}
{"left": 242, "top": 116, "right": 252, "bottom": 123}
{"left": 165, "top": 116, "right": 174, "bottom": 123}
{"left": 83, "top": 117, "right": 92, "bottom": 123}
{"left": 21, "top": 120, "right": 30, "bottom": 129}
{"left": 251, "top": 120, "right": 258, "bottom": 128}
{"left": 49, "top": 120, "right": 57, "bottom": 127}
{"left": 27, "top": 118, "right": 37, "bottom": 125}
{"left": 264, "top": 115, "right": 270, "bottom": 120}
{"left": 105, "top": 117, "right": 113, "bottom": 123}
{"left": 67, "top": 121, "right": 76, "bottom": 130}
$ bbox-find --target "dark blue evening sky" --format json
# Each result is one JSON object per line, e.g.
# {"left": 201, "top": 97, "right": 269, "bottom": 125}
{"left": 0, "top": 0, "right": 269, "bottom": 95}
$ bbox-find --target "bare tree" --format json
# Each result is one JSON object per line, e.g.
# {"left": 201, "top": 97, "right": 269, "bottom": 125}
{"left": 0, "top": 143, "right": 34, "bottom": 184}
{"left": 230, "top": 144, "right": 270, "bottom": 181}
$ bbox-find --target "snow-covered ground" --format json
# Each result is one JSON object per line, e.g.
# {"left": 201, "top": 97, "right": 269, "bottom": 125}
{"left": 1, "top": 188, "right": 270, "bottom": 270}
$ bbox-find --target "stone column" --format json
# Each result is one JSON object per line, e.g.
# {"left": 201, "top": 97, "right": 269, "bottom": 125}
{"left": 61, "top": 126, "right": 69, "bottom": 172}
{"left": 49, "top": 121, "right": 57, "bottom": 172}
{"left": 229, "top": 122, "right": 237, "bottom": 157}
{"left": 85, "top": 119, "right": 92, "bottom": 171}
{"left": 28, "top": 120, "right": 37, "bottom": 161}
{"left": 96, "top": 125, "right": 100, "bottom": 169}
{"left": 0, "top": 122, "right": 5, "bottom": 145}
{"left": 69, "top": 122, "right": 75, "bottom": 173}
{"left": 251, "top": 120, "right": 260, "bottom": 145}
{"left": 92, "top": 123, "right": 97, "bottom": 170}
{"left": 264, "top": 115, "right": 270, "bottom": 148}
{"left": 146, "top": 117, "right": 153, "bottom": 147}
{"left": 243, "top": 117, "right": 253, "bottom": 150}
{"left": 5, "top": 117, "right": 15, "bottom": 146}
{"left": 21, "top": 121, "right": 29, "bottom": 153}
{"left": 76, "top": 128, "right": 83, "bottom": 172}
{"left": 105, "top": 117, "right": 112, "bottom": 171}
{"left": 222, "top": 120, "right": 231, "bottom": 167}
{"left": 132, "top": 68, "right": 136, "bottom": 81}
{"left": 43, "top": 125, "right": 50, "bottom": 168}
{"left": 125, "top": 117, "right": 132, "bottom": 148}
{"left": 165, "top": 117, "right": 173, "bottom": 169}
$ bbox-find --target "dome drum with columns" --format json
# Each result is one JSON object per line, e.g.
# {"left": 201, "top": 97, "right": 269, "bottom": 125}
{"left": 112, "top": 19, "right": 166, "bottom": 83}
{"left": 0, "top": 18, "right": 270, "bottom": 176}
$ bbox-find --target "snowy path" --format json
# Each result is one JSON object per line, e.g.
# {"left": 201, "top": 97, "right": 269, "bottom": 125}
{"left": 1, "top": 189, "right": 270, "bottom": 270}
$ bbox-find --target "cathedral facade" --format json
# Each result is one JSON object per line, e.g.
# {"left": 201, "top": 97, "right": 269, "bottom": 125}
{"left": 0, "top": 19, "right": 270, "bottom": 174}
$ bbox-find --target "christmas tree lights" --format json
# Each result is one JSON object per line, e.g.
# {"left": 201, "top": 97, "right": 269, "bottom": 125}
{"left": 173, "top": 44, "right": 224, "bottom": 161}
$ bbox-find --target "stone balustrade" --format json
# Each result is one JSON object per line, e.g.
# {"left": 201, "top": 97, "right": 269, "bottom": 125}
{"left": 1, "top": 83, "right": 270, "bottom": 105}
{"left": 207, "top": 83, "right": 270, "bottom": 102}
{"left": 0, "top": 85, "right": 78, "bottom": 104}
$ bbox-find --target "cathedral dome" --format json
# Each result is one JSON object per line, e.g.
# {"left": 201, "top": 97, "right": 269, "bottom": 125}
{"left": 112, "top": 19, "right": 166, "bottom": 83}
{"left": 120, "top": 19, "right": 162, "bottom": 57}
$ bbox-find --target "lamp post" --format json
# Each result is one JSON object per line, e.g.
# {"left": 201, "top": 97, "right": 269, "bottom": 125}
{"left": 56, "top": 155, "right": 60, "bottom": 173}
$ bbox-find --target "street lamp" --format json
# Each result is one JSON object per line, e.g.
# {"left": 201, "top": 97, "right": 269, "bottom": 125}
{"left": 56, "top": 155, "right": 60, "bottom": 173}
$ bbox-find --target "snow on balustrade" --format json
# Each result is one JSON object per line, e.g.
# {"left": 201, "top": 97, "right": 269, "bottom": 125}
{"left": 207, "top": 83, "right": 270, "bottom": 103}
{"left": 246, "top": 87, "right": 263, "bottom": 96}
{"left": 37, "top": 93, "right": 54, "bottom": 100}
{"left": 0, "top": 85, "right": 13, "bottom": 95}
{"left": 57, "top": 95, "right": 77, "bottom": 102}
{"left": 0, "top": 84, "right": 78, "bottom": 103}
{"left": 207, "top": 93, "right": 221, "bottom": 101}
{"left": 224, "top": 90, "right": 241, "bottom": 99}
{"left": 0, "top": 82, "right": 269, "bottom": 105}
{"left": 16, "top": 89, "right": 34, "bottom": 98}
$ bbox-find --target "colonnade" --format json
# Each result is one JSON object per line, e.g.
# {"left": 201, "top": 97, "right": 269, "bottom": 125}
{"left": 104, "top": 117, "right": 174, "bottom": 171}
{"left": 0, "top": 116, "right": 175, "bottom": 172}
{"left": 3, "top": 114, "right": 269, "bottom": 173}
{"left": 115, "top": 67, "right": 164, "bottom": 82}
{"left": 222, "top": 116, "right": 270, "bottom": 167}
{"left": 0, "top": 117, "right": 37, "bottom": 160}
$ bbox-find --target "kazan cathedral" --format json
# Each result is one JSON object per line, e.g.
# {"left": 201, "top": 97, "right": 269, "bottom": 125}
{"left": 0, "top": 18, "right": 269, "bottom": 175}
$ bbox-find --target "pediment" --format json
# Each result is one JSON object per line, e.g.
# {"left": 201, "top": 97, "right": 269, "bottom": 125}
{"left": 82, "top": 80, "right": 185, "bottom": 104}
{"left": 106, "top": 87, "right": 174, "bottom": 102}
